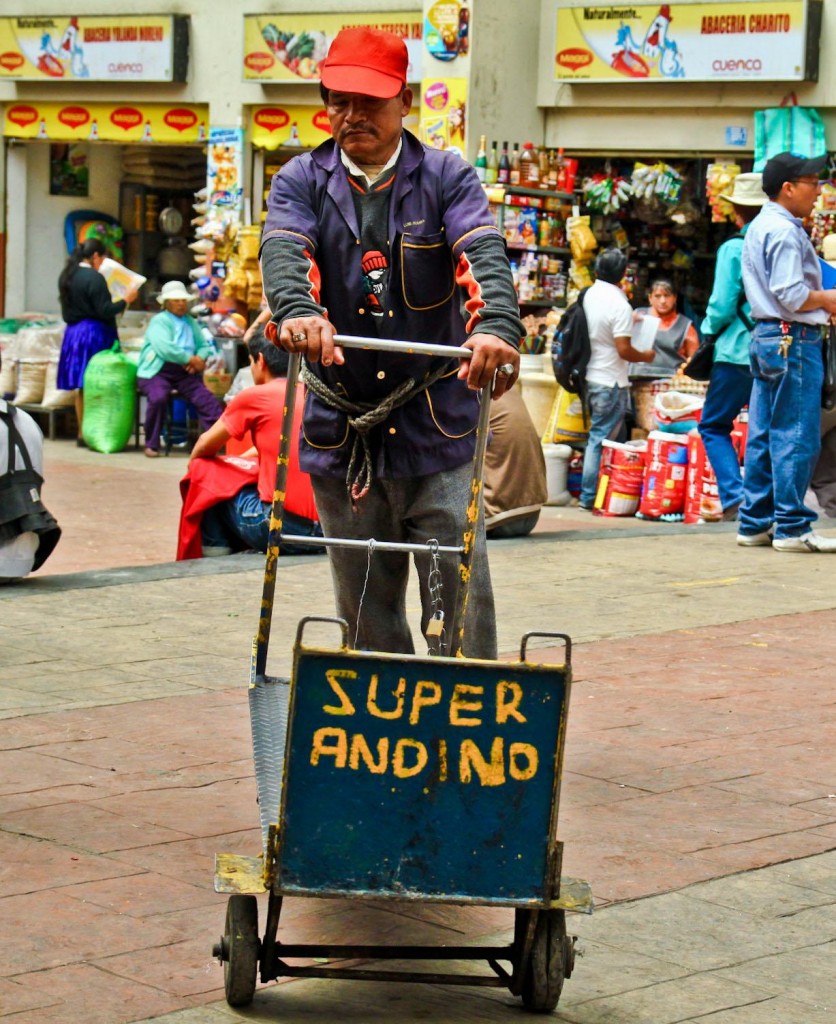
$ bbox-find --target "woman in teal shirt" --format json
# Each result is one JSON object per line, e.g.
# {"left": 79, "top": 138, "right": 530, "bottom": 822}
{"left": 136, "top": 281, "right": 224, "bottom": 457}
{"left": 698, "top": 173, "right": 767, "bottom": 519}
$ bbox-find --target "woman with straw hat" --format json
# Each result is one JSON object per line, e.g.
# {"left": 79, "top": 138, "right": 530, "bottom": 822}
{"left": 697, "top": 172, "right": 768, "bottom": 520}
{"left": 136, "top": 281, "right": 224, "bottom": 457}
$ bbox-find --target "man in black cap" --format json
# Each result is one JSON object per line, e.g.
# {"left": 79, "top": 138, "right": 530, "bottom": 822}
{"left": 739, "top": 151, "right": 836, "bottom": 552}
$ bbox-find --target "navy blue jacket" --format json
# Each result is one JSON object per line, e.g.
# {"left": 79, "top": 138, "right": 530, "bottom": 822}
{"left": 261, "top": 131, "right": 522, "bottom": 479}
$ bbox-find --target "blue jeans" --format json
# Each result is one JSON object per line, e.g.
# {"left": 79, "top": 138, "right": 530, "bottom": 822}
{"left": 698, "top": 361, "right": 753, "bottom": 511}
{"left": 201, "top": 484, "right": 323, "bottom": 555}
{"left": 580, "top": 384, "right": 630, "bottom": 507}
{"left": 739, "top": 322, "right": 823, "bottom": 540}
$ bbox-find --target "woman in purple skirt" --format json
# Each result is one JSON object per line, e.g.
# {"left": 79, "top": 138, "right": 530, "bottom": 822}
{"left": 57, "top": 239, "right": 138, "bottom": 444}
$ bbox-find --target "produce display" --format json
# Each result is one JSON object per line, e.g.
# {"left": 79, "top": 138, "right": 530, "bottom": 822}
{"left": 259, "top": 26, "right": 329, "bottom": 79}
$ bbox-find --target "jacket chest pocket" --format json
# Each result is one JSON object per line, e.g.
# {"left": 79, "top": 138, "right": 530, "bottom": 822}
{"left": 399, "top": 231, "right": 456, "bottom": 311}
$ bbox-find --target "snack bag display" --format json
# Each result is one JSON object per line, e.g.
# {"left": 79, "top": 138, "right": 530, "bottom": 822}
{"left": 706, "top": 163, "right": 741, "bottom": 223}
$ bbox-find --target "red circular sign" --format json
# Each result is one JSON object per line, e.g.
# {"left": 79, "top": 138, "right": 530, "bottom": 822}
{"left": 58, "top": 106, "right": 91, "bottom": 129}
{"left": 110, "top": 107, "right": 143, "bottom": 131}
{"left": 312, "top": 110, "right": 332, "bottom": 133}
{"left": 0, "top": 51, "right": 24, "bottom": 72}
{"left": 245, "top": 51, "right": 275, "bottom": 73}
{"left": 163, "top": 108, "right": 198, "bottom": 133}
{"left": 7, "top": 105, "right": 38, "bottom": 128}
{"left": 556, "top": 48, "right": 594, "bottom": 71}
{"left": 254, "top": 108, "right": 290, "bottom": 132}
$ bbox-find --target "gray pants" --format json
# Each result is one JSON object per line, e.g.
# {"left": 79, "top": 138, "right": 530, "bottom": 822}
{"left": 311, "top": 463, "right": 497, "bottom": 659}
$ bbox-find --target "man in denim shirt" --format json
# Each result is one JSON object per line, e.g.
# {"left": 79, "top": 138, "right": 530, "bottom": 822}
{"left": 260, "top": 28, "right": 522, "bottom": 655}
{"left": 739, "top": 151, "right": 836, "bottom": 552}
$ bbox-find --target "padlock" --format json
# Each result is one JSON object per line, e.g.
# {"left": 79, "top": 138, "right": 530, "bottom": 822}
{"left": 426, "top": 612, "right": 444, "bottom": 638}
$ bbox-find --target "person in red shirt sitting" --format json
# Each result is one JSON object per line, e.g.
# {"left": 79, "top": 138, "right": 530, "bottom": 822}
{"left": 183, "top": 326, "right": 322, "bottom": 557}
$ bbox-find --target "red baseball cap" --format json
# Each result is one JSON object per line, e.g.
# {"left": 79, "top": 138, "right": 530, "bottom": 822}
{"left": 320, "top": 27, "right": 408, "bottom": 98}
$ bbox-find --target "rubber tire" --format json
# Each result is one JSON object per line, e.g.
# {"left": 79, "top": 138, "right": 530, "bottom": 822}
{"left": 224, "top": 894, "right": 259, "bottom": 1007}
{"left": 520, "top": 909, "right": 570, "bottom": 1013}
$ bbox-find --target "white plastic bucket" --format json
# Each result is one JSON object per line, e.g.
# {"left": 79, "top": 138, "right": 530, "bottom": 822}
{"left": 542, "top": 443, "right": 572, "bottom": 506}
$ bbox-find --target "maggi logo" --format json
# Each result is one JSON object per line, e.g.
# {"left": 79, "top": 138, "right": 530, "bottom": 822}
{"left": 556, "top": 48, "right": 594, "bottom": 70}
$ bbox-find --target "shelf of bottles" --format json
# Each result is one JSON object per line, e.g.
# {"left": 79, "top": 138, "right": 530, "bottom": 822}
{"left": 476, "top": 137, "right": 573, "bottom": 309}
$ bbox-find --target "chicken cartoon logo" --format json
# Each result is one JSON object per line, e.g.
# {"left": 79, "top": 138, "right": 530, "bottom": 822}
{"left": 611, "top": 6, "right": 685, "bottom": 80}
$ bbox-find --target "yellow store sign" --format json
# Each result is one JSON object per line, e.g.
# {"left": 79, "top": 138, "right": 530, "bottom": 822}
{"left": 243, "top": 11, "right": 422, "bottom": 82}
{"left": 3, "top": 101, "right": 208, "bottom": 143}
{"left": 0, "top": 14, "right": 187, "bottom": 81}
{"left": 554, "top": 1, "right": 809, "bottom": 82}
{"left": 250, "top": 105, "right": 332, "bottom": 149}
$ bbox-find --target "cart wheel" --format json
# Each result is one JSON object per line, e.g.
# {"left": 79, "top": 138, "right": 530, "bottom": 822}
{"left": 520, "top": 909, "right": 574, "bottom": 1013}
{"left": 223, "top": 894, "right": 260, "bottom": 1007}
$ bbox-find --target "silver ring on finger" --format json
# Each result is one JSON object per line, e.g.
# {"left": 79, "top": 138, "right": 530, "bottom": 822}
{"left": 292, "top": 332, "right": 307, "bottom": 343}
{"left": 497, "top": 363, "right": 515, "bottom": 376}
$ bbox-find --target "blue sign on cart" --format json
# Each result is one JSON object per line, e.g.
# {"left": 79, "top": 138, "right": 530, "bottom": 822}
{"left": 278, "top": 648, "right": 570, "bottom": 905}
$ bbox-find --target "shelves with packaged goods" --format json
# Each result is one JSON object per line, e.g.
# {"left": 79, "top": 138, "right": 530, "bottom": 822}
{"left": 503, "top": 184, "right": 575, "bottom": 202}
{"left": 506, "top": 244, "right": 570, "bottom": 257}
{"left": 518, "top": 298, "right": 566, "bottom": 309}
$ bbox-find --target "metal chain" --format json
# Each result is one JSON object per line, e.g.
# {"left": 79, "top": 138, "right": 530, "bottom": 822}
{"left": 353, "top": 538, "right": 376, "bottom": 650}
{"left": 425, "top": 539, "right": 446, "bottom": 656}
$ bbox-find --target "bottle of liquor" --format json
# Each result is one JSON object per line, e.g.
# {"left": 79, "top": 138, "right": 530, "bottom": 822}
{"left": 509, "top": 143, "right": 521, "bottom": 186}
{"left": 486, "top": 140, "right": 499, "bottom": 185}
{"left": 475, "top": 134, "right": 487, "bottom": 183}
{"left": 497, "top": 141, "right": 510, "bottom": 185}
{"left": 547, "top": 149, "right": 559, "bottom": 191}
{"left": 539, "top": 147, "right": 549, "bottom": 189}
{"left": 556, "top": 148, "right": 567, "bottom": 192}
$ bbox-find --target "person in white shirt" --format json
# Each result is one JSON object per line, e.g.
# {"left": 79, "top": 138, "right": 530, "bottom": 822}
{"left": 579, "top": 249, "right": 655, "bottom": 509}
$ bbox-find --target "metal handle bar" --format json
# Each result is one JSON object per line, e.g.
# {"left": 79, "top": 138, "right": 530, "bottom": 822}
{"left": 333, "top": 334, "right": 472, "bottom": 359}
{"left": 276, "top": 535, "right": 465, "bottom": 556}
{"left": 255, "top": 340, "right": 493, "bottom": 673}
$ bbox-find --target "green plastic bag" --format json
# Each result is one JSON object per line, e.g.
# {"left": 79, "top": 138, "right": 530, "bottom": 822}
{"left": 81, "top": 342, "right": 137, "bottom": 453}
{"left": 753, "top": 105, "right": 827, "bottom": 172}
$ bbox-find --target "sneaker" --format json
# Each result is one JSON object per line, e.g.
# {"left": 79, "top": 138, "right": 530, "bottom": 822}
{"left": 202, "top": 545, "right": 232, "bottom": 557}
{"left": 773, "top": 531, "right": 836, "bottom": 552}
{"left": 737, "top": 531, "right": 773, "bottom": 547}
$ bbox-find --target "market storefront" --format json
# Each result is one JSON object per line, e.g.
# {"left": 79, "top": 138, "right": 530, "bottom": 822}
{"left": 523, "top": 0, "right": 828, "bottom": 313}
{"left": 0, "top": 13, "right": 202, "bottom": 315}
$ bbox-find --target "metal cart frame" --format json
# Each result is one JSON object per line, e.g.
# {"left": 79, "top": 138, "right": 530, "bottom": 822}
{"left": 212, "top": 339, "right": 592, "bottom": 1013}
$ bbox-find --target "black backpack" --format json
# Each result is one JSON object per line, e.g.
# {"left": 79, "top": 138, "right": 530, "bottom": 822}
{"left": 551, "top": 286, "right": 591, "bottom": 409}
{"left": 0, "top": 402, "right": 61, "bottom": 574}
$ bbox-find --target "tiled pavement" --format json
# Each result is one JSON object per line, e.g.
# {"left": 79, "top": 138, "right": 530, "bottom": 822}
{"left": 1, "top": 440, "right": 834, "bottom": 1022}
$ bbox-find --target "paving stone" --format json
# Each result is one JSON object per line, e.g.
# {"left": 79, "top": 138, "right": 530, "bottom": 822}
{"left": 0, "top": 830, "right": 138, "bottom": 898}
{"left": 713, "top": 940, "right": 836, "bottom": 1010}
{"left": 673, "top": 996, "right": 835, "bottom": 1023}
{"left": 683, "top": 869, "right": 836, "bottom": 919}
{"left": 88, "top": 776, "right": 259, "bottom": 839}
{"left": 9, "top": 963, "right": 187, "bottom": 1023}
{"left": 573, "top": 891, "right": 824, "bottom": 972}
{"left": 60, "top": 871, "right": 219, "bottom": 917}
{"left": 2, "top": 802, "right": 195, "bottom": 853}
{"left": 555, "top": 971, "right": 772, "bottom": 1023}
{"left": 0, "top": 978, "right": 57, "bottom": 1015}
{"left": 0, "top": 889, "right": 194, "bottom": 976}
